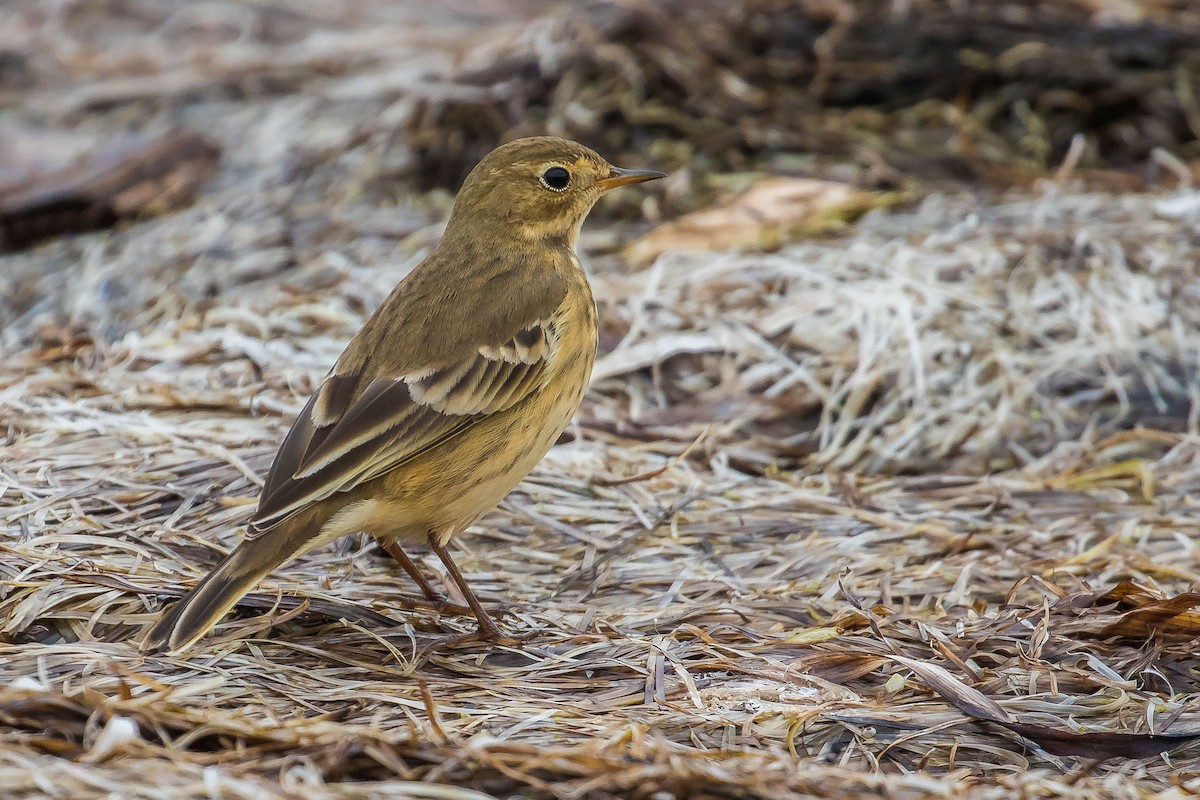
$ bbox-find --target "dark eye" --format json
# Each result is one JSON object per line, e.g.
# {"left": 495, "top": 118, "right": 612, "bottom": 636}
{"left": 540, "top": 166, "right": 570, "bottom": 191}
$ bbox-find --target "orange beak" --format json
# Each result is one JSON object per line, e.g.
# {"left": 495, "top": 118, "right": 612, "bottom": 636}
{"left": 596, "top": 166, "right": 667, "bottom": 191}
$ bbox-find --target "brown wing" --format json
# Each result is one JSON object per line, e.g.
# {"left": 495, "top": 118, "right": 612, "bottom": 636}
{"left": 250, "top": 314, "right": 559, "bottom": 532}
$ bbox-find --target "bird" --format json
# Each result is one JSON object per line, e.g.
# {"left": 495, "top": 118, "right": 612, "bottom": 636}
{"left": 142, "top": 136, "right": 665, "bottom": 653}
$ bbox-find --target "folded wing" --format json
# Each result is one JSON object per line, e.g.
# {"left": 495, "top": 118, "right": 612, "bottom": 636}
{"left": 251, "top": 315, "right": 559, "bottom": 532}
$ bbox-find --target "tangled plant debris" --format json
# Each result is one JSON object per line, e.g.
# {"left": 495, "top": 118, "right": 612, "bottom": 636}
{"left": 2, "top": 1, "right": 1200, "bottom": 798}
{"left": 4, "top": 187, "right": 1200, "bottom": 798}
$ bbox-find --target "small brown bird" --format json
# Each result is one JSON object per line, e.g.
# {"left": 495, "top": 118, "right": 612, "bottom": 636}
{"left": 143, "top": 137, "right": 664, "bottom": 653}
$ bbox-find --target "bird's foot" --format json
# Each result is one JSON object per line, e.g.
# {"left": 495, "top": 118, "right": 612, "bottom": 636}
{"left": 390, "top": 594, "right": 470, "bottom": 617}
{"left": 439, "top": 609, "right": 537, "bottom": 647}
{"left": 476, "top": 619, "right": 537, "bottom": 645}
{"left": 423, "top": 625, "right": 533, "bottom": 651}
{"left": 423, "top": 597, "right": 519, "bottom": 622}
{"left": 480, "top": 600, "right": 520, "bottom": 621}
{"left": 462, "top": 628, "right": 536, "bottom": 648}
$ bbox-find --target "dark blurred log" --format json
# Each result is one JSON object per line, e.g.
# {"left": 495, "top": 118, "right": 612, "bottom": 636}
{"left": 0, "top": 131, "right": 220, "bottom": 253}
{"left": 403, "top": 0, "right": 1200, "bottom": 190}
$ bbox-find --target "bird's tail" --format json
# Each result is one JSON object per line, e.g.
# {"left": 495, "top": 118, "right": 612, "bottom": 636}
{"left": 141, "top": 521, "right": 304, "bottom": 654}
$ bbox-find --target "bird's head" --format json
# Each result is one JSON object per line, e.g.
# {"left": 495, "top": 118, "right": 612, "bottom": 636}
{"left": 444, "top": 136, "right": 665, "bottom": 249}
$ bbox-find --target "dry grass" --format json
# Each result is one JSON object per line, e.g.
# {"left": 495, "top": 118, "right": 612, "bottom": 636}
{"left": 3, "top": 1, "right": 1200, "bottom": 798}
{"left": 5, "top": 184, "right": 1200, "bottom": 797}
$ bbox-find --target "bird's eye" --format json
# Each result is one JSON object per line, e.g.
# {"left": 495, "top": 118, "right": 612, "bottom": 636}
{"left": 540, "top": 166, "right": 570, "bottom": 191}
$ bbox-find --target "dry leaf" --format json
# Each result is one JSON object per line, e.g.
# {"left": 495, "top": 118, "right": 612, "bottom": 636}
{"left": 1100, "top": 593, "right": 1200, "bottom": 640}
{"left": 0, "top": 130, "right": 220, "bottom": 253}
{"left": 889, "top": 654, "right": 1011, "bottom": 724}
{"left": 625, "top": 178, "right": 903, "bottom": 265}
{"left": 891, "top": 653, "right": 1200, "bottom": 758}
{"left": 1054, "top": 580, "right": 1200, "bottom": 641}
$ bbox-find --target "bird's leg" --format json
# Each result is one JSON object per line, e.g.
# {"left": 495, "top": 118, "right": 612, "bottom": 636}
{"left": 375, "top": 537, "right": 445, "bottom": 603}
{"left": 426, "top": 532, "right": 506, "bottom": 642}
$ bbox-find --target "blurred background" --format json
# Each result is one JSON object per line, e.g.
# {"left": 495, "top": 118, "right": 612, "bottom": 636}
{"left": 4, "top": 0, "right": 1200, "bottom": 240}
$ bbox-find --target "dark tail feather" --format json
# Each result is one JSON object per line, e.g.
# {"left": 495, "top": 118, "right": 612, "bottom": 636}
{"left": 141, "top": 522, "right": 303, "bottom": 653}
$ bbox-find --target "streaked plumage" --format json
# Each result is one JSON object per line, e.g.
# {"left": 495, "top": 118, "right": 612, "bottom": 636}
{"left": 143, "top": 137, "right": 664, "bottom": 653}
